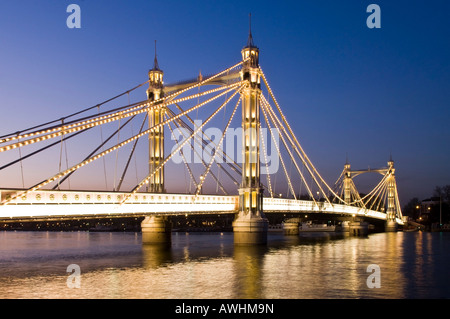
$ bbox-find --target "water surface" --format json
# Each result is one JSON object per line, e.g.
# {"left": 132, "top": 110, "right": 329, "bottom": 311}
{"left": 0, "top": 230, "right": 449, "bottom": 299}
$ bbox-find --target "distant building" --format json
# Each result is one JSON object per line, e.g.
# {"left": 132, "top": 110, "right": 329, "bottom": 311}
{"left": 418, "top": 197, "right": 441, "bottom": 223}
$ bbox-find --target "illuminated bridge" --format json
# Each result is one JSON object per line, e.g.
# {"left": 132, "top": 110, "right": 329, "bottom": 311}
{"left": 0, "top": 28, "right": 404, "bottom": 244}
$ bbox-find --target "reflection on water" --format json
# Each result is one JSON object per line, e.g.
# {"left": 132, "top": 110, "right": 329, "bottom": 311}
{"left": 0, "top": 230, "right": 449, "bottom": 298}
{"left": 233, "top": 245, "right": 268, "bottom": 299}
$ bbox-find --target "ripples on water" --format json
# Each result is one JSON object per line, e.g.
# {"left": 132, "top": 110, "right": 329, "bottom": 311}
{"left": 0, "top": 230, "right": 449, "bottom": 299}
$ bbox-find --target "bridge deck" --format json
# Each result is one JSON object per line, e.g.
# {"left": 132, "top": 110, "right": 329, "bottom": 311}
{"left": 0, "top": 189, "right": 403, "bottom": 225}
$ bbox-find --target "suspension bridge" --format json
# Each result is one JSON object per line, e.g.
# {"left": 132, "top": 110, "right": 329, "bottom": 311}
{"left": 0, "top": 29, "right": 404, "bottom": 244}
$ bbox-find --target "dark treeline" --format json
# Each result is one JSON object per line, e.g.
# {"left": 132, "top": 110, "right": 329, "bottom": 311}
{"left": 403, "top": 185, "right": 450, "bottom": 226}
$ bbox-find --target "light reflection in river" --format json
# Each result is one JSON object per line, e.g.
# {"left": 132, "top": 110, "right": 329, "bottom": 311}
{"left": 0, "top": 230, "right": 449, "bottom": 299}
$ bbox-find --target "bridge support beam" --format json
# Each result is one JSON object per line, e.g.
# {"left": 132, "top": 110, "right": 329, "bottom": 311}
{"left": 141, "top": 215, "right": 172, "bottom": 245}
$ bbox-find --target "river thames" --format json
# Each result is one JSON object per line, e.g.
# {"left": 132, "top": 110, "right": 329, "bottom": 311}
{"left": 0, "top": 230, "right": 449, "bottom": 299}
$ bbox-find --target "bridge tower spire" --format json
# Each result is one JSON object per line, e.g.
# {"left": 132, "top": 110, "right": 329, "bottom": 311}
{"left": 146, "top": 40, "right": 165, "bottom": 193}
{"left": 233, "top": 16, "right": 269, "bottom": 245}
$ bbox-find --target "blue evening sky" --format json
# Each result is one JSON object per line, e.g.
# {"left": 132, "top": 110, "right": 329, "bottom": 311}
{"left": 0, "top": 0, "right": 449, "bottom": 204}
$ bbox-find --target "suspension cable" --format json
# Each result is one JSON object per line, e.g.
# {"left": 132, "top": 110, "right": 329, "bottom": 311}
{"left": 1, "top": 86, "right": 228, "bottom": 204}
{"left": 354, "top": 172, "right": 389, "bottom": 206}
{"left": 166, "top": 107, "right": 240, "bottom": 187}
{"left": 394, "top": 182, "right": 403, "bottom": 219}
{"left": 260, "top": 98, "right": 298, "bottom": 201}
{"left": 169, "top": 111, "right": 229, "bottom": 195}
{"left": 173, "top": 103, "right": 241, "bottom": 174}
{"left": 261, "top": 97, "right": 317, "bottom": 201}
{"left": 261, "top": 69, "right": 344, "bottom": 202}
{"left": 259, "top": 122, "right": 274, "bottom": 198}
{"left": 98, "top": 107, "right": 109, "bottom": 190}
{"left": 116, "top": 113, "right": 148, "bottom": 192}
{"left": 0, "top": 127, "right": 91, "bottom": 172}
{"left": 120, "top": 87, "right": 243, "bottom": 205}
{"left": 17, "top": 134, "right": 25, "bottom": 189}
{"left": 0, "top": 80, "right": 150, "bottom": 141}
{"left": 0, "top": 81, "right": 244, "bottom": 154}
{"left": 165, "top": 114, "right": 198, "bottom": 190}
{"left": 113, "top": 115, "right": 121, "bottom": 191}
{"left": 261, "top": 94, "right": 333, "bottom": 204}
{"left": 0, "top": 59, "right": 245, "bottom": 144}
{"left": 194, "top": 95, "right": 241, "bottom": 199}
{"left": 57, "top": 119, "right": 65, "bottom": 190}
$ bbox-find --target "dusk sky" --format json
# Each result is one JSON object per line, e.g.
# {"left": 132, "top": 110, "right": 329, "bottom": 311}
{"left": 1, "top": 0, "right": 449, "bottom": 205}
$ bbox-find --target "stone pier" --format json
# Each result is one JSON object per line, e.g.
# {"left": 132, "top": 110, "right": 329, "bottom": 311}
{"left": 141, "top": 215, "right": 172, "bottom": 244}
{"left": 385, "top": 220, "right": 398, "bottom": 232}
{"left": 282, "top": 218, "right": 300, "bottom": 235}
{"left": 233, "top": 212, "right": 268, "bottom": 245}
{"left": 348, "top": 221, "right": 369, "bottom": 236}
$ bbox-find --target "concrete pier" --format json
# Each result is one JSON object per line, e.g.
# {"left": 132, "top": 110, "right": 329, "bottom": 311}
{"left": 233, "top": 214, "right": 268, "bottom": 245}
{"left": 282, "top": 218, "right": 300, "bottom": 235}
{"left": 349, "top": 221, "right": 369, "bottom": 236}
{"left": 385, "top": 220, "right": 398, "bottom": 232}
{"left": 141, "top": 215, "right": 172, "bottom": 244}
{"left": 341, "top": 221, "right": 350, "bottom": 232}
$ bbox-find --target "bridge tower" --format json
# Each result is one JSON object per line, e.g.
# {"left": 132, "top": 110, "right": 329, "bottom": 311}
{"left": 343, "top": 161, "right": 352, "bottom": 205}
{"left": 142, "top": 42, "right": 171, "bottom": 244}
{"left": 232, "top": 22, "right": 269, "bottom": 245}
{"left": 146, "top": 41, "right": 165, "bottom": 193}
{"left": 385, "top": 158, "right": 398, "bottom": 231}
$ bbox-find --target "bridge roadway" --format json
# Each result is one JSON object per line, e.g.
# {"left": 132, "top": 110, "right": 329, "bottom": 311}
{"left": 0, "top": 189, "right": 403, "bottom": 225}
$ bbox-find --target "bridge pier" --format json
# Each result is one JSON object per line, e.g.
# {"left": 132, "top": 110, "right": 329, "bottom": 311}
{"left": 141, "top": 215, "right": 172, "bottom": 245}
{"left": 341, "top": 221, "right": 350, "bottom": 232}
{"left": 282, "top": 218, "right": 300, "bottom": 235}
{"left": 233, "top": 213, "right": 268, "bottom": 245}
{"left": 385, "top": 220, "right": 398, "bottom": 232}
{"left": 348, "top": 221, "right": 369, "bottom": 236}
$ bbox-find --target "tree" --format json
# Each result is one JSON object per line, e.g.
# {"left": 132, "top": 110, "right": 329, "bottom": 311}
{"left": 434, "top": 185, "right": 450, "bottom": 202}
{"left": 402, "top": 197, "right": 421, "bottom": 220}
{"left": 431, "top": 185, "right": 450, "bottom": 225}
